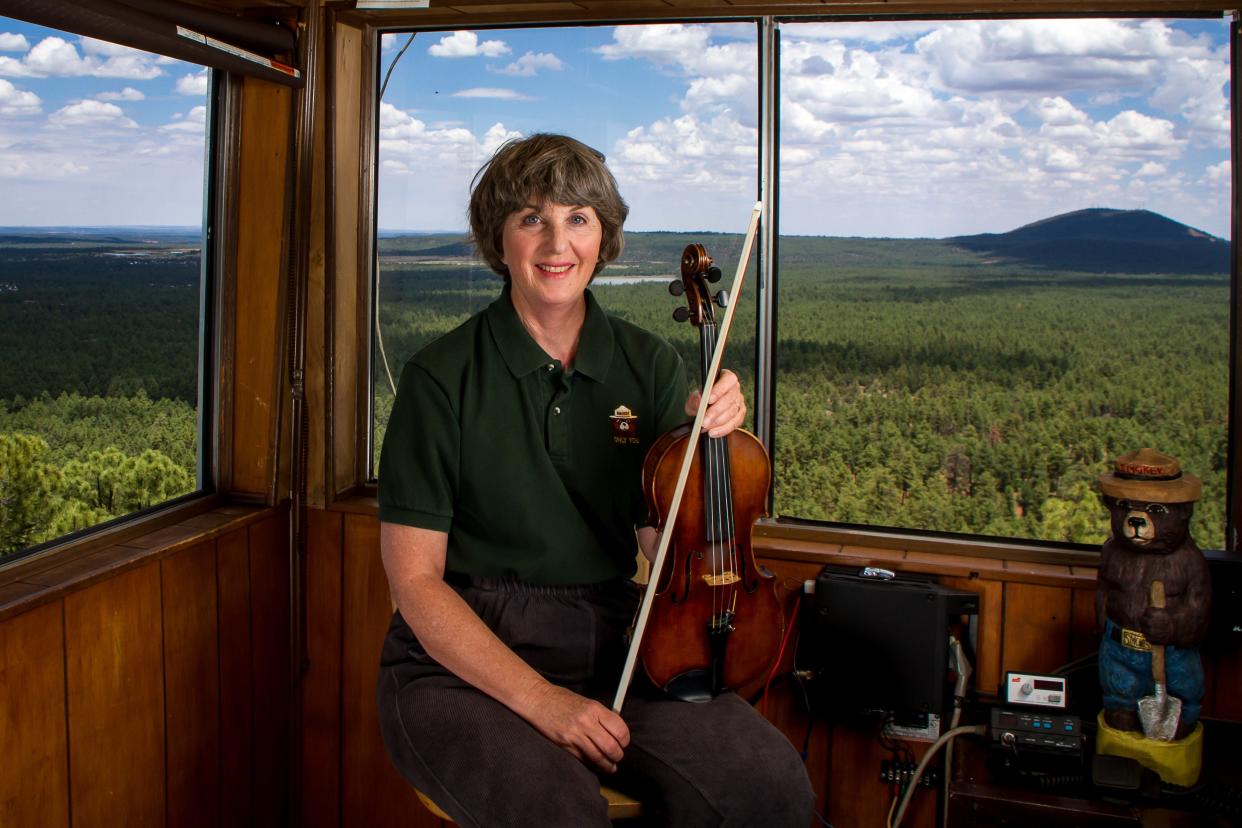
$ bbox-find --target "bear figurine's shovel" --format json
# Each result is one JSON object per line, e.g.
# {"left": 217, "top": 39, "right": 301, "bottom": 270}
{"left": 1137, "top": 579, "right": 1182, "bottom": 741}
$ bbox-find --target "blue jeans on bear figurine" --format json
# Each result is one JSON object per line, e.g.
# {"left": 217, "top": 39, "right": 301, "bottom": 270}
{"left": 1100, "top": 619, "right": 1203, "bottom": 727}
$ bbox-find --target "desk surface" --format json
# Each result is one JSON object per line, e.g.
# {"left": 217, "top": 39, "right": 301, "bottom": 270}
{"left": 947, "top": 718, "right": 1241, "bottom": 828}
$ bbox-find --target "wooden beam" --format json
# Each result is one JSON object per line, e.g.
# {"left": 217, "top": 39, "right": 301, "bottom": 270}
{"left": 339, "top": 0, "right": 1232, "bottom": 28}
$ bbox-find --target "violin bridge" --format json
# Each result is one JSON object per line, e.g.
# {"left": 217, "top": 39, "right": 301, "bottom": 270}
{"left": 701, "top": 571, "right": 741, "bottom": 587}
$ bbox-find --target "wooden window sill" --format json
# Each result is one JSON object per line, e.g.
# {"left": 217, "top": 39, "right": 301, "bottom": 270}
{"left": 0, "top": 497, "right": 279, "bottom": 623}
{"left": 329, "top": 495, "right": 1099, "bottom": 589}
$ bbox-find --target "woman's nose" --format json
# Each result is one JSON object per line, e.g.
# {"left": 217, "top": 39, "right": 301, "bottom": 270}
{"left": 543, "top": 222, "right": 568, "bottom": 251}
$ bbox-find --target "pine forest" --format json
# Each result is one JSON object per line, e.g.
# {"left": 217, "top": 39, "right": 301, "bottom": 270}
{"left": 0, "top": 215, "right": 1229, "bottom": 556}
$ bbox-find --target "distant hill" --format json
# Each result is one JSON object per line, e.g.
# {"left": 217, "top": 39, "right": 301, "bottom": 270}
{"left": 949, "top": 208, "right": 1229, "bottom": 274}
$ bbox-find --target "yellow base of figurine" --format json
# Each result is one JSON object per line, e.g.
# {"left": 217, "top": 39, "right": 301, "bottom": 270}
{"left": 1095, "top": 711, "right": 1203, "bottom": 786}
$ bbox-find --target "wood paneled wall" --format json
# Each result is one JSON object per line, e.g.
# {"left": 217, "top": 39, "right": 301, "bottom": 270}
{"left": 0, "top": 512, "right": 290, "bottom": 828}
{"left": 304, "top": 506, "right": 1242, "bottom": 828}
{"left": 302, "top": 507, "right": 436, "bottom": 828}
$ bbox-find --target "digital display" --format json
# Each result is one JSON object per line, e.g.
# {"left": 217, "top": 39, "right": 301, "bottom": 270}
{"left": 1034, "top": 679, "right": 1062, "bottom": 691}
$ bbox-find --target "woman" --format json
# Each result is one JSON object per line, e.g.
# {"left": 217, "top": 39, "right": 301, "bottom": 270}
{"left": 377, "top": 133, "right": 813, "bottom": 826}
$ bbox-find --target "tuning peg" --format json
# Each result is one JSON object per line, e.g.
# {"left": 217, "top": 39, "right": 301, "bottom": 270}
{"left": 673, "top": 307, "right": 690, "bottom": 323}
{"left": 706, "top": 266, "right": 723, "bottom": 283}
{"left": 668, "top": 280, "right": 685, "bottom": 296}
{"left": 715, "top": 289, "right": 730, "bottom": 308}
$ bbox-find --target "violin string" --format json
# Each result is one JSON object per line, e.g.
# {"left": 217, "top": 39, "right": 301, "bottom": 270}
{"left": 707, "top": 318, "right": 739, "bottom": 617}
{"left": 703, "top": 320, "right": 723, "bottom": 623}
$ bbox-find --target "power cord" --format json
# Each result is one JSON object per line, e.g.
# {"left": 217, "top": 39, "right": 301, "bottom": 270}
{"left": 942, "top": 635, "right": 973, "bottom": 827}
{"left": 886, "top": 724, "right": 988, "bottom": 828}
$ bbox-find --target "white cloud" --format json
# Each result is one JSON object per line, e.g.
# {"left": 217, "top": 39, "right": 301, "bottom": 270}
{"left": 1203, "top": 159, "right": 1230, "bottom": 188}
{"left": 376, "top": 107, "right": 522, "bottom": 230}
{"left": 757, "top": 18, "right": 1231, "bottom": 236}
{"left": 1032, "top": 96, "right": 1088, "bottom": 128}
{"left": 0, "top": 78, "right": 40, "bottom": 116}
{"left": 381, "top": 32, "right": 414, "bottom": 53}
{"left": 428, "top": 31, "right": 509, "bottom": 58}
{"left": 161, "top": 105, "right": 207, "bottom": 133}
{"left": 96, "top": 87, "right": 145, "bottom": 101}
{"left": 0, "top": 32, "right": 29, "bottom": 52}
{"left": 611, "top": 111, "right": 756, "bottom": 192}
{"left": 596, "top": 24, "right": 710, "bottom": 65}
{"left": 0, "top": 153, "right": 88, "bottom": 179}
{"left": 49, "top": 99, "right": 138, "bottom": 128}
{"left": 452, "top": 87, "right": 532, "bottom": 100}
{"left": 596, "top": 24, "right": 756, "bottom": 129}
{"left": 0, "top": 35, "right": 163, "bottom": 79}
{"left": 495, "top": 52, "right": 564, "bottom": 76}
{"left": 788, "top": 22, "right": 939, "bottom": 43}
{"left": 381, "top": 19, "right": 1232, "bottom": 238}
{"left": 175, "top": 69, "right": 209, "bottom": 96}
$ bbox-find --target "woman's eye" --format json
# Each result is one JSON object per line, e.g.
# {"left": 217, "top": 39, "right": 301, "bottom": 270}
{"left": 570, "top": 214, "right": 586, "bottom": 224}
{"left": 521, "top": 214, "right": 541, "bottom": 225}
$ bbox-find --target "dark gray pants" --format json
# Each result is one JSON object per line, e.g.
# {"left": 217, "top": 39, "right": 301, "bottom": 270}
{"left": 376, "top": 577, "right": 814, "bottom": 827}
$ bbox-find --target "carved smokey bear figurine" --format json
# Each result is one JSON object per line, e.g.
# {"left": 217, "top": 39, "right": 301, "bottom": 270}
{"left": 1096, "top": 448, "right": 1211, "bottom": 742}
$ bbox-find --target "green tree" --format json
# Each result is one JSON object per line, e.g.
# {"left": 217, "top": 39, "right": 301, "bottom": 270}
{"left": 0, "top": 433, "right": 61, "bottom": 554}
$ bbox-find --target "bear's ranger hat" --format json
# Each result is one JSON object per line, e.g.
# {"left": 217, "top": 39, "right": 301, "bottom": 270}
{"left": 1098, "top": 447, "right": 1201, "bottom": 503}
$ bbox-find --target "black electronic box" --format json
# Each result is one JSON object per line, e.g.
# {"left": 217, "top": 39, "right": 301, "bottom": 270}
{"left": 799, "top": 565, "right": 979, "bottom": 722}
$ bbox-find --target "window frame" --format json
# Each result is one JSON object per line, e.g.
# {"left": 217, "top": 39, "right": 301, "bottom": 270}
{"left": 0, "top": 31, "right": 227, "bottom": 569}
{"left": 361, "top": 10, "right": 1240, "bottom": 566}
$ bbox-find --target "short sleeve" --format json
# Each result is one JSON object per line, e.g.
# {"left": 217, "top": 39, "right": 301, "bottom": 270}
{"left": 377, "top": 360, "right": 459, "bottom": 532}
{"left": 652, "top": 342, "right": 689, "bottom": 436}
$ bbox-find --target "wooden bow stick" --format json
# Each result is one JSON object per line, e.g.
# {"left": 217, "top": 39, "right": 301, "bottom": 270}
{"left": 612, "top": 200, "right": 764, "bottom": 713}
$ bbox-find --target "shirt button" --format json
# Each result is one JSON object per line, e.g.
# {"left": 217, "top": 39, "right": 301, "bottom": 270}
{"left": 546, "top": 363, "right": 555, "bottom": 371}
{"left": 553, "top": 406, "right": 561, "bottom": 415}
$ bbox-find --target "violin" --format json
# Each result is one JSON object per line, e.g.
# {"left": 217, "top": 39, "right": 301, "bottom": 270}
{"left": 637, "top": 242, "right": 784, "bottom": 702}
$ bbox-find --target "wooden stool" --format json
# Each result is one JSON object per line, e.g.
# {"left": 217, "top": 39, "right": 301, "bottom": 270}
{"left": 415, "top": 784, "right": 644, "bottom": 822}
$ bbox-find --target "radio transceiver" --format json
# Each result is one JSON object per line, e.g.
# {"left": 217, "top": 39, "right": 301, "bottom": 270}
{"left": 1004, "top": 671, "right": 1068, "bottom": 709}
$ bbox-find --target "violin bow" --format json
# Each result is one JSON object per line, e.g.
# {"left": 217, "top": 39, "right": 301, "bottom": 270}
{"left": 612, "top": 200, "right": 764, "bottom": 713}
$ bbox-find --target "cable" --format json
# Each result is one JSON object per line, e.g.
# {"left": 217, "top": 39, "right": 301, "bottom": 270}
{"left": 760, "top": 592, "right": 802, "bottom": 715}
{"left": 886, "top": 724, "right": 987, "bottom": 828}
{"left": 943, "top": 634, "right": 973, "bottom": 827}
{"left": 374, "top": 32, "right": 417, "bottom": 396}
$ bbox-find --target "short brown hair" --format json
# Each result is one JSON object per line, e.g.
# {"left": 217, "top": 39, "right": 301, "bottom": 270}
{"left": 469, "top": 134, "right": 629, "bottom": 279}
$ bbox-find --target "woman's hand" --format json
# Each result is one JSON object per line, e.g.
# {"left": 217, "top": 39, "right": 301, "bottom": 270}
{"left": 518, "top": 682, "right": 630, "bottom": 773}
{"left": 383, "top": 523, "right": 628, "bottom": 771}
{"left": 687, "top": 368, "right": 747, "bottom": 438}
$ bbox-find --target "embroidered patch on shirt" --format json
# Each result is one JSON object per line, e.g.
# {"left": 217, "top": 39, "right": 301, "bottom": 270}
{"left": 610, "top": 405, "right": 640, "bottom": 444}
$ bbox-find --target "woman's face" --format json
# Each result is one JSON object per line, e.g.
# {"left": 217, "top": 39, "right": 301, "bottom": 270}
{"left": 501, "top": 200, "right": 602, "bottom": 318}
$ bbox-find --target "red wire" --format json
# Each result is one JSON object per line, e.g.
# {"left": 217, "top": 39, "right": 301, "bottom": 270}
{"left": 760, "top": 591, "right": 802, "bottom": 716}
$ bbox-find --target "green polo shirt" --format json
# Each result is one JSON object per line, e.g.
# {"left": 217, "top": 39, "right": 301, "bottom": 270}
{"left": 378, "top": 284, "right": 689, "bottom": 585}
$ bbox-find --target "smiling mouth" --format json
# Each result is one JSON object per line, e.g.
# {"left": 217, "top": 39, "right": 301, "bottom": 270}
{"left": 539, "top": 264, "right": 573, "bottom": 274}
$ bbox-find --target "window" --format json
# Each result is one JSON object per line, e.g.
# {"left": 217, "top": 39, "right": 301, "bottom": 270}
{"left": 0, "top": 17, "right": 211, "bottom": 559}
{"left": 371, "top": 15, "right": 1233, "bottom": 554}
{"left": 373, "top": 23, "right": 759, "bottom": 470}
{"left": 774, "top": 18, "right": 1231, "bottom": 550}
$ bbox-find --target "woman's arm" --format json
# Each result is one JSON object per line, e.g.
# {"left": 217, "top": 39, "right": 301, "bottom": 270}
{"left": 380, "top": 521, "right": 630, "bottom": 772}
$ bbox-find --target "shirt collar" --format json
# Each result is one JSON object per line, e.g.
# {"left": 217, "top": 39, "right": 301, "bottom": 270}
{"left": 486, "top": 283, "right": 614, "bottom": 381}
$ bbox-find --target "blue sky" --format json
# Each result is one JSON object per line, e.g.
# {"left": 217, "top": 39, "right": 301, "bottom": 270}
{"left": 0, "top": 20, "right": 208, "bottom": 226}
{"left": 378, "top": 19, "right": 1231, "bottom": 239}
{"left": 0, "top": 15, "right": 1229, "bottom": 238}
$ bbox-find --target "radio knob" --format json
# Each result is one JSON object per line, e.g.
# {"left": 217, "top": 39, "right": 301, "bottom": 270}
{"left": 1020, "top": 681, "right": 1033, "bottom": 696}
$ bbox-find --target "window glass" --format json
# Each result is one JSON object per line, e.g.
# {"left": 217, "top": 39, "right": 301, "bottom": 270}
{"left": 374, "top": 24, "right": 759, "bottom": 469}
{"left": 775, "top": 18, "right": 1231, "bottom": 548}
{"left": 0, "top": 18, "right": 209, "bottom": 558}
